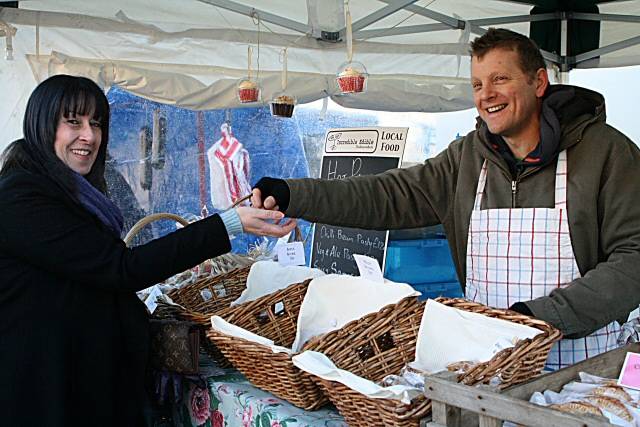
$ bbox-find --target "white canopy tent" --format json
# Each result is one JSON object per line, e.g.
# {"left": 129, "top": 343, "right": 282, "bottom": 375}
{"left": 1, "top": 0, "right": 640, "bottom": 149}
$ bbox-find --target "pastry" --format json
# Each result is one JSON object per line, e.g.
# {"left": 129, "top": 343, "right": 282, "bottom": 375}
{"left": 549, "top": 401, "right": 603, "bottom": 417}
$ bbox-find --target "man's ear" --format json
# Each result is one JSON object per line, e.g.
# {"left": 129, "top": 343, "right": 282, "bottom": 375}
{"left": 535, "top": 68, "right": 549, "bottom": 98}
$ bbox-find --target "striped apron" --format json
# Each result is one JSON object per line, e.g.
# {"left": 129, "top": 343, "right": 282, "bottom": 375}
{"left": 465, "top": 150, "right": 620, "bottom": 370}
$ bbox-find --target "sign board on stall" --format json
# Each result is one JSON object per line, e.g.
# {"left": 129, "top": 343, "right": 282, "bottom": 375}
{"left": 310, "top": 127, "right": 407, "bottom": 275}
{"left": 618, "top": 351, "right": 640, "bottom": 390}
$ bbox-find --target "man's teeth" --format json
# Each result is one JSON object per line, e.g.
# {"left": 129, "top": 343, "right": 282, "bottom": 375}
{"left": 487, "top": 104, "right": 506, "bottom": 113}
{"left": 71, "top": 149, "right": 91, "bottom": 156}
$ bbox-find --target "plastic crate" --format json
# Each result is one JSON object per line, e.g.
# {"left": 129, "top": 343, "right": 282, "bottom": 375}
{"left": 384, "top": 238, "right": 458, "bottom": 284}
{"left": 412, "top": 281, "right": 462, "bottom": 300}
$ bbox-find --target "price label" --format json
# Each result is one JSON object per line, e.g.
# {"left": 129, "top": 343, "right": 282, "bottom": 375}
{"left": 353, "top": 254, "right": 384, "bottom": 283}
{"left": 277, "top": 241, "right": 306, "bottom": 266}
{"left": 618, "top": 352, "right": 640, "bottom": 390}
{"left": 144, "top": 285, "right": 163, "bottom": 314}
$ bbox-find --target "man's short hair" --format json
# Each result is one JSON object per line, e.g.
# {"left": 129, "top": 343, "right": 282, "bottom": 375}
{"left": 470, "top": 28, "right": 546, "bottom": 78}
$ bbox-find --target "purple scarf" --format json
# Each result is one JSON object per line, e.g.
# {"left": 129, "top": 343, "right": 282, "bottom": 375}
{"left": 73, "top": 172, "right": 124, "bottom": 237}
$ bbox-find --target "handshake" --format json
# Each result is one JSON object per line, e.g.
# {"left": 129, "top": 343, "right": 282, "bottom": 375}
{"left": 235, "top": 177, "right": 292, "bottom": 238}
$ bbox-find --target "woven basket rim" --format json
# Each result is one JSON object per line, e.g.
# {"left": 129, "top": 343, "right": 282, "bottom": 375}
{"left": 304, "top": 296, "right": 562, "bottom": 426}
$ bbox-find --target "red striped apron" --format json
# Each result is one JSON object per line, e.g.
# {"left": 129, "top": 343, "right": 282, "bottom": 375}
{"left": 465, "top": 150, "right": 619, "bottom": 370}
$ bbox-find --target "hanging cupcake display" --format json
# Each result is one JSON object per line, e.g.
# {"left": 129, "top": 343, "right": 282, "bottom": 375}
{"left": 270, "top": 48, "right": 296, "bottom": 118}
{"left": 237, "top": 46, "right": 261, "bottom": 103}
{"left": 336, "top": 1, "right": 368, "bottom": 94}
{"left": 336, "top": 60, "right": 368, "bottom": 94}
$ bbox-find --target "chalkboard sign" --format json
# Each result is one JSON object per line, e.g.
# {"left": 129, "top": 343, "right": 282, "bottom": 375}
{"left": 310, "top": 128, "right": 408, "bottom": 275}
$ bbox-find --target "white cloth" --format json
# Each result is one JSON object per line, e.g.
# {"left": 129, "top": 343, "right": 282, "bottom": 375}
{"left": 207, "top": 123, "right": 251, "bottom": 209}
{"left": 231, "top": 261, "right": 325, "bottom": 306}
{"left": 210, "top": 315, "right": 292, "bottom": 355}
{"left": 291, "top": 275, "right": 420, "bottom": 352}
{"left": 291, "top": 351, "right": 423, "bottom": 405}
{"left": 413, "top": 299, "right": 542, "bottom": 373}
{"left": 465, "top": 150, "right": 620, "bottom": 370}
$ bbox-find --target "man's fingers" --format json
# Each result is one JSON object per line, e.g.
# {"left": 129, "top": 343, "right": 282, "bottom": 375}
{"left": 263, "top": 196, "right": 278, "bottom": 210}
{"left": 250, "top": 188, "right": 263, "bottom": 208}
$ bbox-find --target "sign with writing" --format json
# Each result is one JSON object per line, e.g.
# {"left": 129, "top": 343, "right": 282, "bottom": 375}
{"left": 354, "top": 254, "right": 385, "bottom": 283}
{"left": 618, "top": 352, "right": 640, "bottom": 390}
{"left": 277, "top": 241, "right": 306, "bottom": 266}
{"left": 310, "top": 127, "right": 408, "bottom": 275}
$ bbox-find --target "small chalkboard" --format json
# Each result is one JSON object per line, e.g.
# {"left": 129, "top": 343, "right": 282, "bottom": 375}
{"left": 310, "top": 128, "right": 408, "bottom": 276}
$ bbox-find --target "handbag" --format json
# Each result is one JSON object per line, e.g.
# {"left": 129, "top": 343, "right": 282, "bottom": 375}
{"left": 149, "top": 319, "right": 200, "bottom": 375}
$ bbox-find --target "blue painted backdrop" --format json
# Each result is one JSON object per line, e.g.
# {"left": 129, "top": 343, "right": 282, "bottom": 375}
{"left": 105, "top": 86, "right": 378, "bottom": 255}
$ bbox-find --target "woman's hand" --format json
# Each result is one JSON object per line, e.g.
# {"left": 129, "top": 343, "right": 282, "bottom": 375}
{"left": 236, "top": 206, "right": 297, "bottom": 237}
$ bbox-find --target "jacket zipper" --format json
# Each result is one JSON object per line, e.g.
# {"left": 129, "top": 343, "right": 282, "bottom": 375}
{"left": 511, "top": 180, "right": 517, "bottom": 208}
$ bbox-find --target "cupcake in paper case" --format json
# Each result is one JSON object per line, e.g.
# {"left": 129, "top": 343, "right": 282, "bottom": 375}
{"left": 337, "top": 67, "right": 367, "bottom": 93}
{"left": 270, "top": 93, "right": 296, "bottom": 118}
{"left": 336, "top": 60, "right": 368, "bottom": 94}
{"left": 237, "top": 79, "right": 260, "bottom": 103}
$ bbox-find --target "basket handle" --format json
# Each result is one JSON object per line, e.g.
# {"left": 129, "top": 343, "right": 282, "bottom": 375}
{"left": 124, "top": 213, "right": 190, "bottom": 247}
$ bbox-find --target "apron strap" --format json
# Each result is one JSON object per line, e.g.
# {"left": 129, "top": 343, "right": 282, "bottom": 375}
{"left": 554, "top": 150, "right": 568, "bottom": 210}
{"left": 473, "top": 160, "right": 488, "bottom": 210}
{"left": 473, "top": 150, "right": 568, "bottom": 211}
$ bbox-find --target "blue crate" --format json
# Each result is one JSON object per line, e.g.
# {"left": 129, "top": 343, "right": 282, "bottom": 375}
{"left": 384, "top": 238, "right": 458, "bottom": 284}
{"left": 412, "top": 281, "right": 463, "bottom": 300}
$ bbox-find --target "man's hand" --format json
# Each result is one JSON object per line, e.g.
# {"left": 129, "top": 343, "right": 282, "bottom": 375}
{"left": 251, "top": 177, "right": 290, "bottom": 212}
{"left": 236, "top": 206, "right": 297, "bottom": 237}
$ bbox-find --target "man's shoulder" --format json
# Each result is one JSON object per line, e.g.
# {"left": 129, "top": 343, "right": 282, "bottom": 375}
{"left": 581, "top": 120, "right": 637, "bottom": 150}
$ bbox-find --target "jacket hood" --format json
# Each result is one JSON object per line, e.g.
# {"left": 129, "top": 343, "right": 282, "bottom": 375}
{"left": 474, "top": 84, "right": 607, "bottom": 162}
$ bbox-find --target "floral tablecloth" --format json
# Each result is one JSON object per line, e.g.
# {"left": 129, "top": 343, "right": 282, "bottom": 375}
{"left": 177, "top": 371, "right": 347, "bottom": 427}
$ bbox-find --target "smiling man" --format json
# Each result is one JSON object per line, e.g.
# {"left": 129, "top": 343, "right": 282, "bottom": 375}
{"left": 252, "top": 28, "right": 640, "bottom": 370}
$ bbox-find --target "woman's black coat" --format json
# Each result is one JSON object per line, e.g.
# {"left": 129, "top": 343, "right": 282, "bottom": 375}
{"left": 0, "top": 170, "right": 232, "bottom": 426}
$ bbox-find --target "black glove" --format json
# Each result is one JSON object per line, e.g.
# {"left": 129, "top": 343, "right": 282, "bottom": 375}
{"left": 509, "top": 302, "right": 533, "bottom": 316}
{"left": 253, "top": 177, "right": 290, "bottom": 213}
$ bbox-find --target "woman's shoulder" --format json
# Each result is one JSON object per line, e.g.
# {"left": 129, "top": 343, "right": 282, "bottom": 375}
{"left": 0, "top": 169, "right": 61, "bottom": 201}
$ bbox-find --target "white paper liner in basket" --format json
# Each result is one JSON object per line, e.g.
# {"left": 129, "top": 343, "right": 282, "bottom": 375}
{"left": 231, "top": 261, "right": 325, "bottom": 306}
{"left": 210, "top": 274, "right": 419, "bottom": 353}
{"left": 414, "top": 299, "right": 542, "bottom": 373}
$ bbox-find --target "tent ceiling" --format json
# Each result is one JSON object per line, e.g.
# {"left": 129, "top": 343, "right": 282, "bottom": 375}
{"left": 0, "top": 0, "right": 639, "bottom": 119}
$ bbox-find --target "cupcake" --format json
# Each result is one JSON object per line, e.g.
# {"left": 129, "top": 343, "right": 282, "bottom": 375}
{"left": 270, "top": 94, "right": 295, "bottom": 118}
{"left": 337, "top": 66, "right": 367, "bottom": 93}
{"left": 237, "top": 79, "right": 260, "bottom": 103}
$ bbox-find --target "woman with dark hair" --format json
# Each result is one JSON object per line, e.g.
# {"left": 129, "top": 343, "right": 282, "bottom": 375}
{"left": 0, "top": 74, "right": 296, "bottom": 426}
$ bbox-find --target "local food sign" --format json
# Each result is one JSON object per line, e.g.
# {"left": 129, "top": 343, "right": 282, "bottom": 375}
{"left": 310, "top": 127, "right": 408, "bottom": 276}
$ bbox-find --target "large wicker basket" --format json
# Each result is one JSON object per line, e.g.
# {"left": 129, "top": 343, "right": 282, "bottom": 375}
{"left": 206, "top": 279, "right": 329, "bottom": 410}
{"left": 307, "top": 297, "right": 562, "bottom": 427}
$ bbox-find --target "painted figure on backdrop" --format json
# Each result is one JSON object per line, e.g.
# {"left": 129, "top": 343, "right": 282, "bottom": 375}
{"left": 208, "top": 122, "right": 252, "bottom": 209}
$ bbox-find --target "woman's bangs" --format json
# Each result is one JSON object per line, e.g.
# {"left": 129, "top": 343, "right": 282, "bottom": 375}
{"left": 60, "top": 87, "right": 108, "bottom": 124}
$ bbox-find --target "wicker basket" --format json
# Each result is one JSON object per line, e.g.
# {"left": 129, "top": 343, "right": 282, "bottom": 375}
{"left": 206, "top": 279, "right": 329, "bottom": 410}
{"left": 306, "top": 297, "right": 562, "bottom": 427}
{"left": 166, "top": 266, "right": 251, "bottom": 323}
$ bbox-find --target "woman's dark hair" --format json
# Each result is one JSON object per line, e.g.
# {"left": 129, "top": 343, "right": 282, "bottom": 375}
{"left": 0, "top": 74, "right": 110, "bottom": 194}
{"left": 470, "top": 28, "right": 546, "bottom": 81}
